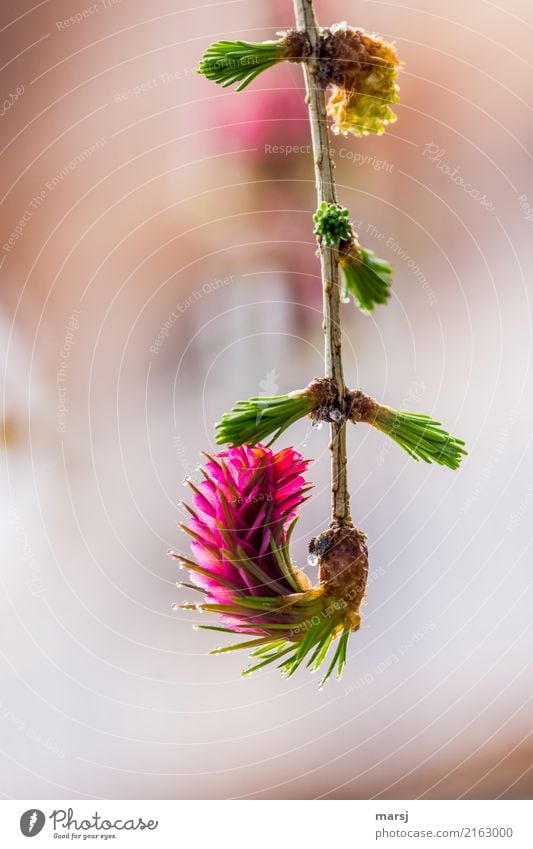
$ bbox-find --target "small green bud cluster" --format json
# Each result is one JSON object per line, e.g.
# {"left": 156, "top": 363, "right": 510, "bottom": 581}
{"left": 313, "top": 202, "right": 352, "bottom": 247}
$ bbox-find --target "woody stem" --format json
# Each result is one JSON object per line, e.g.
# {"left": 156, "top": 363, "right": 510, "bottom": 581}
{"left": 292, "top": 0, "right": 351, "bottom": 525}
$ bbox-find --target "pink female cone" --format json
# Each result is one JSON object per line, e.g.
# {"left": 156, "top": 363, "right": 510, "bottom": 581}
{"left": 173, "top": 445, "right": 367, "bottom": 684}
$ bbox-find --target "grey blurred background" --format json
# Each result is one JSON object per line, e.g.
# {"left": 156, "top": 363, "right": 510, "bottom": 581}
{"left": 0, "top": 0, "right": 532, "bottom": 799}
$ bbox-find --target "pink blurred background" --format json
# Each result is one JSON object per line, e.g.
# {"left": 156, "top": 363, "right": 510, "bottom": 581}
{"left": 1, "top": 0, "right": 532, "bottom": 799}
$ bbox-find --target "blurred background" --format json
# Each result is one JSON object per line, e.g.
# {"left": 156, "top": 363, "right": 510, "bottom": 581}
{"left": 1, "top": 0, "right": 532, "bottom": 800}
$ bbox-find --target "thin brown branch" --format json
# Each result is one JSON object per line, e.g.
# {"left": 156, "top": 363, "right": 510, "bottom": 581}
{"left": 292, "top": 0, "right": 351, "bottom": 525}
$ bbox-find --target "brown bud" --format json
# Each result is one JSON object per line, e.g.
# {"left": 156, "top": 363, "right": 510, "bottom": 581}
{"left": 310, "top": 526, "right": 369, "bottom": 631}
{"left": 305, "top": 376, "right": 339, "bottom": 407}
{"left": 281, "top": 30, "right": 312, "bottom": 62}
{"left": 316, "top": 27, "right": 377, "bottom": 89}
{"left": 345, "top": 388, "right": 378, "bottom": 424}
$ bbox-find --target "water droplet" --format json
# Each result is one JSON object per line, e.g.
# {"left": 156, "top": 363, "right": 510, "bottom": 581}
{"left": 195, "top": 603, "right": 204, "bottom": 613}
{"left": 171, "top": 603, "right": 181, "bottom": 611}
{"left": 167, "top": 548, "right": 177, "bottom": 557}
{"left": 182, "top": 476, "right": 191, "bottom": 485}
{"left": 192, "top": 624, "right": 199, "bottom": 630}
{"left": 307, "top": 553, "right": 319, "bottom": 567}
{"left": 195, "top": 463, "right": 202, "bottom": 471}
{"left": 329, "top": 409, "right": 343, "bottom": 423}
{"left": 311, "top": 420, "right": 323, "bottom": 431}
{"left": 175, "top": 582, "right": 182, "bottom": 589}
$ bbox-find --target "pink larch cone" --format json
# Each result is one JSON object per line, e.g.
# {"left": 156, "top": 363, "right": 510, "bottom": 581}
{"left": 172, "top": 445, "right": 368, "bottom": 685}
